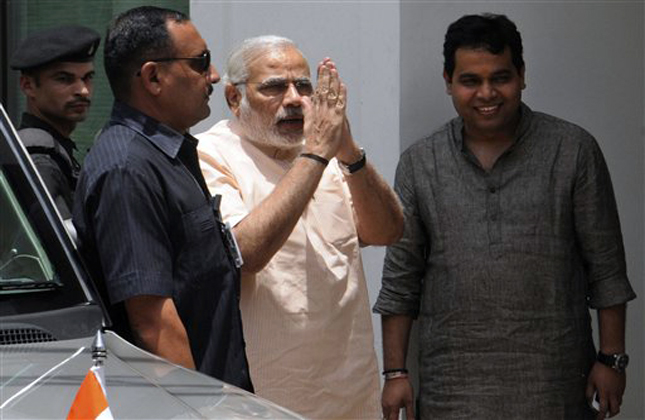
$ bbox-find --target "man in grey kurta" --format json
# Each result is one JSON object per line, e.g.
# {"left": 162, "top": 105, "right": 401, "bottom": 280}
{"left": 375, "top": 14, "right": 636, "bottom": 420}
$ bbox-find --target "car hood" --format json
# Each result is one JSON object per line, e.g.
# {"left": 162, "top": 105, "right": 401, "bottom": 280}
{"left": 0, "top": 330, "right": 305, "bottom": 419}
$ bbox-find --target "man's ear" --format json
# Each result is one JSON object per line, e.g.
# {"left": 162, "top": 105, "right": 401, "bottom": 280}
{"left": 138, "top": 61, "right": 163, "bottom": 96}
{"left": 225, "top": 83, "right": 242, "bottom": 117}
{"left": 519, "top": 66, "right": 526, "bottom": 90}
{"left": 19, "top": 74, "right": 36, "bottom": 97}
{"left": 443, "top": 70, "right": 453, "bottom": 95}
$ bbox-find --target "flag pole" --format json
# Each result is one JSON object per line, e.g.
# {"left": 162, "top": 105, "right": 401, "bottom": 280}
{"left": 67, "top": 329, "right": 114, "bottom": 420}
{"left": 91, "top": 330, "right": 106, "bottom": 367}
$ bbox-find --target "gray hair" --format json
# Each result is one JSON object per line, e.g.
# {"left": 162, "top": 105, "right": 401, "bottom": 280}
{"left": 224, "top": 35, "right": 303, "bottom": 85}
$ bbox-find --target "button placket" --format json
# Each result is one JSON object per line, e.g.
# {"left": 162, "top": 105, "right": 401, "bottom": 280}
{"left": 486, "top": 173, "right": 502, "bottom": 249}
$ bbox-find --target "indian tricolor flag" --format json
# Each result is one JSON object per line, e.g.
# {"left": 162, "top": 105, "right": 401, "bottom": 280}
{"left": 67, "top": 364, "right": 114, "bottom": 420}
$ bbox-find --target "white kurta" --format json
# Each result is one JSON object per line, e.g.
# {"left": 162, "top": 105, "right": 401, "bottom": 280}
{"left": 197, "top": 120, "right": 381, "bottom": 419}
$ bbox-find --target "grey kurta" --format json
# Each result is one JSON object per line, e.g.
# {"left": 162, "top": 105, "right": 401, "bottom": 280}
{"left": 374, "top": 104, "right": 636, "bottom": 419}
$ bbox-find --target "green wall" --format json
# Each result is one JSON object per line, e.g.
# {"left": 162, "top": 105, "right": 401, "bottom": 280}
{"left": 11, "top": 0, "right": 189, "bottom": 160}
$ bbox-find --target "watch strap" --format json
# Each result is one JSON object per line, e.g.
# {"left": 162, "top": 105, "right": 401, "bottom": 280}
{"left": 339, "top": 148, "right": 366, "bottom": 174}
{"left": 597, "top": 351, "right": 629, "bottom": 372}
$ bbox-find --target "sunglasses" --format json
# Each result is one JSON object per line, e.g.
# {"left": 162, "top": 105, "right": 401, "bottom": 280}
{"left": 141, "top": 50, "right": 211, "bottom": 74}
{"left": 235, "top": 78, "right": 314, "bottom": 97}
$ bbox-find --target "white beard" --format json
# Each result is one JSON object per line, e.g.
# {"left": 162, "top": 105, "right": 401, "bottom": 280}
{"left": 237, "top": 95, "right": 304, "bottom": 150}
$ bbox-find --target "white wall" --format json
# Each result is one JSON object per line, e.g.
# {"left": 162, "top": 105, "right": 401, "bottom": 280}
{"left": 401, "top": 2, "right": 644, "bottom": 419}
{"left": 190, "top": 0, "right": 401, "bottom": 376}
{"left": 190, "top": 1, "right": 643, "bottom": 418}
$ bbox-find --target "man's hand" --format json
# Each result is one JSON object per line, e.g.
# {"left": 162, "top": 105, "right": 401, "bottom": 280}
{"left": 382, "top": 378, "right": 415, "bottom": 420}
{"left": 313, "top": 59, "right": 361, "bottom": 163}
{"left": 301, "top": 58, "right": 346, "bottom": 160}
{"left": 586, "top": 362, "right": 626, "bottom": 419}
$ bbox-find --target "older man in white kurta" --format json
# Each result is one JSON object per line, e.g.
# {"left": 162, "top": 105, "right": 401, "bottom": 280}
{"left": 197, "top": 36, "right": 403, "bottom": 419}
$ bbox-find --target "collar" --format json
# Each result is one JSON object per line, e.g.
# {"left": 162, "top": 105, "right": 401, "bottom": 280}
{"left": 452, "top": 102, "right": 534, "bottom": 153}
{"left": 110, "top": 101, "right": 192, "bottom": 159}
{"left": 19, "top": 112, "right": 77, "bottom": 155}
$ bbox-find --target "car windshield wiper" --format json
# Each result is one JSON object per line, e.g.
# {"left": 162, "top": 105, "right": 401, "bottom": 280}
{"left": 0, "top": 278, "right": 62, "bottom": 294}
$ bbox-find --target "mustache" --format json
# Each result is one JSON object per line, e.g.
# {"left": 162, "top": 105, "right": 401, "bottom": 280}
{"left": 207, "top": 84, "right": 214, "bottom": 96}
{"left": 275, "top": 107, "right": 303, "bottom": 122}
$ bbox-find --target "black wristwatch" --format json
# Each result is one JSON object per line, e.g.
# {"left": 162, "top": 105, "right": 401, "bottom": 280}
{"left": 597, "top": 351, "right": 629, "bottom": 373}
{"left": 339, "top": 148, "right": 366, "bottom": 175}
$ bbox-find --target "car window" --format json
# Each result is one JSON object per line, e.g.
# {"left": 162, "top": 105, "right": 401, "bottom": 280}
{"left": 0, "top": 105, "right": 102, "bottom": 323}
{"left": 0, "top": 167, "right": 59, "bottom": 293}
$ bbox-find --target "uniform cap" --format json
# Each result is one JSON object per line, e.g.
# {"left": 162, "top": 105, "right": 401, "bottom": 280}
{"left": 10, "top": 25, "right": 101, "bottom": 71}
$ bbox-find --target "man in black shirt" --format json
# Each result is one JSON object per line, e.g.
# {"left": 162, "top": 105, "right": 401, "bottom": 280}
{"left": 11, "top": 25, "right": 100, "bottom": 225}
{"left": 73, "top": 6, "right": 252, "bottom": 391}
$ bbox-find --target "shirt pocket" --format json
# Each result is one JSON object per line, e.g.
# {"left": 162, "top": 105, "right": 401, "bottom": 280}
{"left": 175, "top": 203, "right": 225, "bottom": 288}
{"left": 308, "top": 192, "right": 357, "bottom": 253}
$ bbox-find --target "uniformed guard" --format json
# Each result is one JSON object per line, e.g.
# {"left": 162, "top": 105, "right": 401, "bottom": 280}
{"left": 10, "top": 25, "right": 100, "bottom": 227}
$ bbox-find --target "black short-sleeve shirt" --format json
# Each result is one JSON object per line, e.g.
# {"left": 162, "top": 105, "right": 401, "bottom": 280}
{"left": 73, "top": 101, "right": 252, "bottom": 391}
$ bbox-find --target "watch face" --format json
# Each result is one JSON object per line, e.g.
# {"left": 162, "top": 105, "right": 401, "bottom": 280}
{"left": 616, "top": 354, "right": 629, "bottom": 370}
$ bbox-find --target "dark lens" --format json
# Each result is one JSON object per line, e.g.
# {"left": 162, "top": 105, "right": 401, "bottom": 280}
{"left": 189, "top": 51, "right": 210, "bottom": 73}
{"left": 201, "top": 50, "right": 211, "bottom": 72}
{"left": 295, "top": 80, "right": 313, "bottom": 96}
